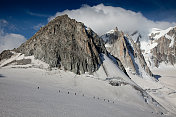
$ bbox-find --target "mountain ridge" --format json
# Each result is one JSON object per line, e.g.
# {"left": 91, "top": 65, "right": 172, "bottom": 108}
{"left": 142, "top": 26, "right": 176, "bottom": 67}
{"left": 15, "top": 14, "right": 107, "bottom": 74}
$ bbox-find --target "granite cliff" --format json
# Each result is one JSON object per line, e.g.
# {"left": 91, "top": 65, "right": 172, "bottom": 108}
{"left": 101, "top": 28, "right": 153, "bottom": 77}
{"left": 15, "top": 15, "right": 108, "bottom": 74}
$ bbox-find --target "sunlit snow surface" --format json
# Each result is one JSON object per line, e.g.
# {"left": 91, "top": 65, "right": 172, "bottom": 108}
{"left": 0, "top": 52, "right": 174, "bottom": 117}
{"left": 137, "top": 27, "right": 176, "bottom": 68}
{"left": 149, "top": 27, "right": 175, "bottom": 40}
{"left": 127, "top": 65, "right": 176, "bottom": 115}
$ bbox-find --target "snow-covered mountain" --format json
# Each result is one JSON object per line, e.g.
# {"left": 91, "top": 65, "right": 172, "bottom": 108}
{"left": 120, "top": 26, "right": 176, "bottom": 68}
{"left": 101, "top": 27, "right": 176, "bottom": 115}
{"left": 0, "top": 15, "right": 176, "bottom": 117}
{"left": 144, "top": 27, "right": 176, "bottom": 68}
{"left": 124, "top": 26, "right": 175, "bottom": 69}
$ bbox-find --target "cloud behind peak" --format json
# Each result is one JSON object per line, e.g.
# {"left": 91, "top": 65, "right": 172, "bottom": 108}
{"left": 49, "top": 4, "right": 176, "bottom": 37}
{"left": 0, "top": 20, "right": 26, "bottom": 53}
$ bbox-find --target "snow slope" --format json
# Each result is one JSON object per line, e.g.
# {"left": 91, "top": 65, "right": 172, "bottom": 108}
{"left": 0, "top": 67, "right": 169, "bottom": 117}
{"left": 149, "top": 27, "right": 175, "bottom": 40}
{"left": 127, "top": 66, "right": 176, "bottom": 115}
{"left": 94, "top": 54, "right": 134, "bottom": 84}
{"left": 151, "top": 66, "right": 176, "bottom": 114}
{"left": 0, "top": 52, "right": 172, "bottom": 117}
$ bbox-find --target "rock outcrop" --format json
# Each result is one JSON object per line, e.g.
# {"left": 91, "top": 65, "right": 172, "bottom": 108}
{"left": 15, "top": 15, "right": 108, "bottom": 74}
{"left": 0, "top": 50, "right": 14, "bottom": 62}
{"left": 128, "top": 37, "right": 153, "bottom": 76}
{"left": 149, "top": 27, "right": 176, "bottom": 67}
{"left": 102, "top": 29, "right": 136, "bottom": 73}
{"left": 101, "top": 28, "right": 153, "bottom": 77}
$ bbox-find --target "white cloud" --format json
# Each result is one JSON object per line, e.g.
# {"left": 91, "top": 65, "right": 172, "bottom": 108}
{"left": 49, "top": 4, "right": 176, "bottom": 39}
{"left": 33, "top": 23, "right": 44, "bottom": 30}
{"left": 0, "top": 20, "right": 26, "bottom": 53}
{"left": 0, "top": 19, "right": 17, "bottom": 31}
{"left": 0, "top": 19, "right": 8, "bottom": 28}
{"left": 27, "top": 11, "right": 50, "bottom": 17}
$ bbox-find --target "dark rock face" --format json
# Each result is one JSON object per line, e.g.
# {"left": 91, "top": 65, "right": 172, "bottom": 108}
{"left": 16, "top": 15, "right": 107, "bottom": 74}
{"left": 129, "top": 38, "right": 153, "bottom": 76}
{"left": 101, "top": 28, "right": 153, "bottom": 77}
{"left": 150, "top": 27, "right": 176, "bottom": 67}
{"left": 0, "top": 50, "right": 14, "bottom": 61}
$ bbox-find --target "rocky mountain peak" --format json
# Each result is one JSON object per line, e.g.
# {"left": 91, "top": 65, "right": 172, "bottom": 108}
{"left": 101, "top": 28, "right": 153, "bottom": 77}
{"left": 15, "top": 14, "right": 107, "bottom": 74}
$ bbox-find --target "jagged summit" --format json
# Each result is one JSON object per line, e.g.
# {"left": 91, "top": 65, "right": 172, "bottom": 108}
{"left": 149, "top": 27, "right": 175, "bottom": 40}
{"left": 15, "top": 14, "right": 107, "bottom": 74}
{"left": 101, "top": 28, "right": 153, "bottom": 78}
{"left": 101, "top": 27, "right": 122, "bottom": 44}
{"left": 144, "top": 26, "right": 176, "bottom": 67}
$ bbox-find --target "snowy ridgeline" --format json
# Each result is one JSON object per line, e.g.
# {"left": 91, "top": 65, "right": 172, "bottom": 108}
{"left": 139, "top": 27, "right": 176, "bottom": 68}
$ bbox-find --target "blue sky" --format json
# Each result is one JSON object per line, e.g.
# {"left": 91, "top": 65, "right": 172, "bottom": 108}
{"left": 0, "top": 0, "right": 176, "bottom": 39}
{"left": 0, "top": 0, "right": 176, "bottom": 52}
